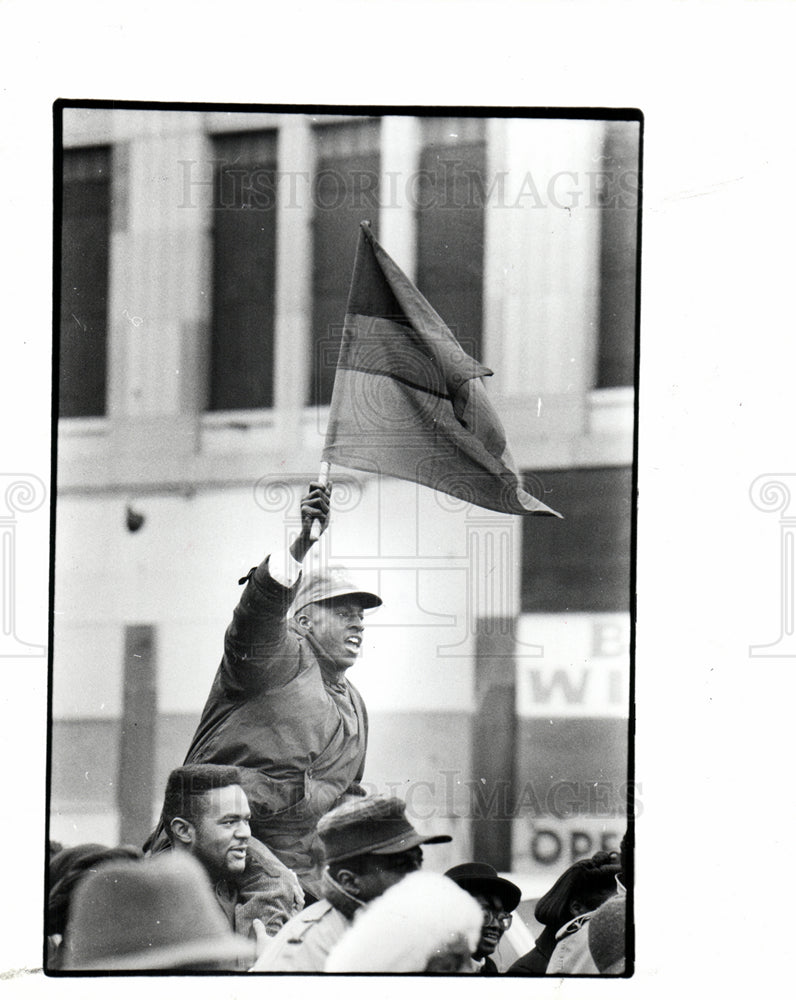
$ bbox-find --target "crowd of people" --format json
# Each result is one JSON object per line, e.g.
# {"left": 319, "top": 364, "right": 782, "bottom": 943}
{"left": 48, "top": 483, "right": 630, "bottom": 974}
{"left": 48, "top": 777, "right": 629, "bottom": 974}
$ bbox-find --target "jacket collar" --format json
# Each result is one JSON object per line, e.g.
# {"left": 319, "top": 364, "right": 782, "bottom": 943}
{"left": 321, "top": 867, "right": 365, "bottom": 921}
{"left": 555, "top": 911, "right": 591, "bottom": 941}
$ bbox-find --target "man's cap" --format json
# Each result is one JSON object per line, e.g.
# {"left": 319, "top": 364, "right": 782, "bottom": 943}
{"left": 317, "top": 794, "right": 451, "bottom": 865}
{"left": 444, "top": 862, "right": 522, "bottom": 913}
{"left": 62, "top": 852, "right": 255, "bottom": 971}
{"left": 291, "top": 565, "right": 382, "bottom": 615}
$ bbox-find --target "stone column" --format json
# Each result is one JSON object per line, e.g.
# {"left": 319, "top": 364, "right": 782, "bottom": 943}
{"left": 379, "top": 115, "right": 420, "bottom": 279}
{"left": 274, "top": 116, "right": 314, "bottom": 451}
{"left": 107, "top": 111, "right": 213, "bottom": 481}
{"left": 484, "top": 118, "right": 606, "bottom": 439}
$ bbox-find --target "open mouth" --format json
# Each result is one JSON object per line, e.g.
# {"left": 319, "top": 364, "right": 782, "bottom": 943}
{"left": 228, "top": 848, "right": 247, "bottom": 861}
{"left": 344, "top": 635, "right": 362, "bottom": 653}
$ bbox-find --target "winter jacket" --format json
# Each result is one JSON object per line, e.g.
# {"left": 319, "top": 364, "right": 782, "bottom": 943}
{"left": 156, "top": 555, "right": 369, "bottom": 899}
{"left": 506, "top": 925, "right": 559, "bottom": 975}
{"left": 250, "top": 869, "right": 362, "bottom": 972}
{"left": 545, "top": 912, "right": 599, "bottom": 975}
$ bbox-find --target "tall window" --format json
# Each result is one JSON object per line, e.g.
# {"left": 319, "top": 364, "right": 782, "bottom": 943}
{"left": 416, "top": 117, "right": 486, "bottom": 363}
{"left": 596, "top": 121, "right": 640, "bottom": 389}
{"left": 521, "top": 466, "right": 633, "bottom": 613}
{"left": 209, "top": 130, "right": 278, "bottom": 411}
{"left": 59, "top": 146, "right": 111, "bottom": 418}
{"left": 310, "top": 119, "right": 381, "bottom": 406}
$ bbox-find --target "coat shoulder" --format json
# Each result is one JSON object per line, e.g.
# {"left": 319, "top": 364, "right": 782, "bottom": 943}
{"left": 252, "top": 900, "right": 349, "bottom": 972}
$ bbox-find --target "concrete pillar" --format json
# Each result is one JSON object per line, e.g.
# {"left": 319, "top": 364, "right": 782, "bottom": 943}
{"left": 378, "top": 115, "right": 420, "bottom": 280}
{"left": 274, "top": 117, "right": 314, "bottom": 444}
{"left": 107, "top": 111, "right": 213, "bottom": 474}
{"left": 118, "top": 624, "right": 157, "bottom": 846}
{"left": 484, "top": 118, "right": 606, "bottom": 433}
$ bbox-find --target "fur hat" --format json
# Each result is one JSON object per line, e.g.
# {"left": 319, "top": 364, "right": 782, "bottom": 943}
{"left": 62, "top": 852, "right": 255, "bottom": 971}
{"left": 325, "top": 871, "right": 483, "bottom": 973}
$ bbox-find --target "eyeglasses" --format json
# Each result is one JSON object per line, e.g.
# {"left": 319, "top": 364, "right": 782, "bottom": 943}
{"left": 481, "top": 907, "right": 513, "bottom": 931}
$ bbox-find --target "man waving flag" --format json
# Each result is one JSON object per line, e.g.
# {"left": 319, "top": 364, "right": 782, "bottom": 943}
{"left": 321, "top": 221, "right": 561, "bottom": 518}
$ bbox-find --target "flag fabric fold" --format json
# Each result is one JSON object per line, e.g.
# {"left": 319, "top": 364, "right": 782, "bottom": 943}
{"left": 322, "top": 222, "right": 562, "bottom": 518}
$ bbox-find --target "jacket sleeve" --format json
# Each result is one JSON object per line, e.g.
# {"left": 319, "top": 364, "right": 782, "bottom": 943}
{"left": 219, "top": 555, "right": 303, "bottom": 697}
{"left": 233, "top": 836, "right": 305, "bottom": 939}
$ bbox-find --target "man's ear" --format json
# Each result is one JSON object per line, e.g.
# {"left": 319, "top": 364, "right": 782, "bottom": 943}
{"left": 170, "top": 816, "right": 194, "bottom": 846}
{"left": 569, "top": 899, "right": 588, "bottom": 917}
{"left": 297, "top": 612, "right": 313, "bottom": 632}
{"left": 335, "top": 867, "right": 361, "bottom": 896}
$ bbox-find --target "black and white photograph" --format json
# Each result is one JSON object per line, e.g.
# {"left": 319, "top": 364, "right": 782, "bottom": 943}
{"left": 47, "top": 103, "right": 639, "bottom": 975}
{"left": 2, "top": 3, "right": 795, "bottom": 998}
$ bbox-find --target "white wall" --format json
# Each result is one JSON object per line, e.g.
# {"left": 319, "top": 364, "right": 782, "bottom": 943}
{"left": 51, "top": 475, "right": 542, "bottom": 718}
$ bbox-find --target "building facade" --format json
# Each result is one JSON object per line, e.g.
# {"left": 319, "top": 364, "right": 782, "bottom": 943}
{"left": 53, "top": 107, "right": 639, "bottom": 881}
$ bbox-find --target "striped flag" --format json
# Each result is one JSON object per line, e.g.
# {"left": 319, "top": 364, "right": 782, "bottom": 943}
{"left": 322, "top": 222, "right": 562, "bottom": 518}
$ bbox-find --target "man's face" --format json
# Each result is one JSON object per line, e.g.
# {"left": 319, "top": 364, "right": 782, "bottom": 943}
{"left": 303, "top": 598, "right": 366, "bottom": 670}
{"left": 353, "top": 846, "right": 423, "bottom": 903}
{"left": 473, "top": 892, "right": 511, "bottom": 959}
{"left": 191, "top": 784, "right": 251, "bottom": 882}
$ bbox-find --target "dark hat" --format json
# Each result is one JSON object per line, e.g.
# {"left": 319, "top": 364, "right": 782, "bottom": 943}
{"left": 48, "top": 842, "right": 143, "bottom": 937}
{"left": 291, "top": 566, "right": 382, "bottom": 615}
{"left": 444, "top": 862, "right": 522, "bottom": 913}
{"left": 62, "top": 852, "right": 256, "bottom": 971}
{"left": 317, "top": 794, "right": 451, "bottom": 865}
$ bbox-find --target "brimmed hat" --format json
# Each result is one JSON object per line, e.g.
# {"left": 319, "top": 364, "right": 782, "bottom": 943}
{"left": 318, "top": 794, "right": 451, "bottom": 865}
{"left": 291, "top": 566, "right": 382, "bottom": 616}
{"left": 444, "top": 862, "right": 522, "bottom": 913}
{"left": 62, "top": 852, "right": 256, "bottom": 971}
{"left": 48, "top": 842, "right": 143, "bottom": 937}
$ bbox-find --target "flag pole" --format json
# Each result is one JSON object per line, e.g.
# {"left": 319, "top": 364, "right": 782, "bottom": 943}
{"left": 308, "top": 218, "right": 366, "bottom": 541}
{"left": 309, "top": 460, "right": 331, "bottom": 541}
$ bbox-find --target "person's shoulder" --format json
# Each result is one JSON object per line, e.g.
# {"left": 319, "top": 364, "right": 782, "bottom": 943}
{"left": 251, "top": 900, "right": 345, "bottom": 972}
{"left": 506, "top": 948, "right": 545, "bottom": 976}
{"left": 271, "top": 899, "right": 339, "bottom": 943}
{"left": 547, "top": 916, "right": 598, "bottom": 975}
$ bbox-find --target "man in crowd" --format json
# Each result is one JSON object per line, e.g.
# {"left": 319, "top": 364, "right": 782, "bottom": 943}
{"left": 544, "top": 831, "right": 629, "bottom": 975}
{"left": 251, "top": 794, "right": 452, "bottom": 972}
{"left": 47, "top": 842, "right": 143, "bottom": 969}
{"left": 145, "top": 482, "right": 383, "bottom": 900}
{"left": 445, "top": 862, "right": 522, "bottom": 974}
{"left": 157, "top": 763, "right": 303, "bottom": 938}
{"left": 62, "top": 852, "right": 256, "bottom": 972}
{"left": 505, "top": 849, "right": 621, "bottom": 975}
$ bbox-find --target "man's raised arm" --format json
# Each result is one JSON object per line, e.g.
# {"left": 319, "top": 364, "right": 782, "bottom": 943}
{"left": 222, "top": 482, "right": 332, "bottom": 692}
